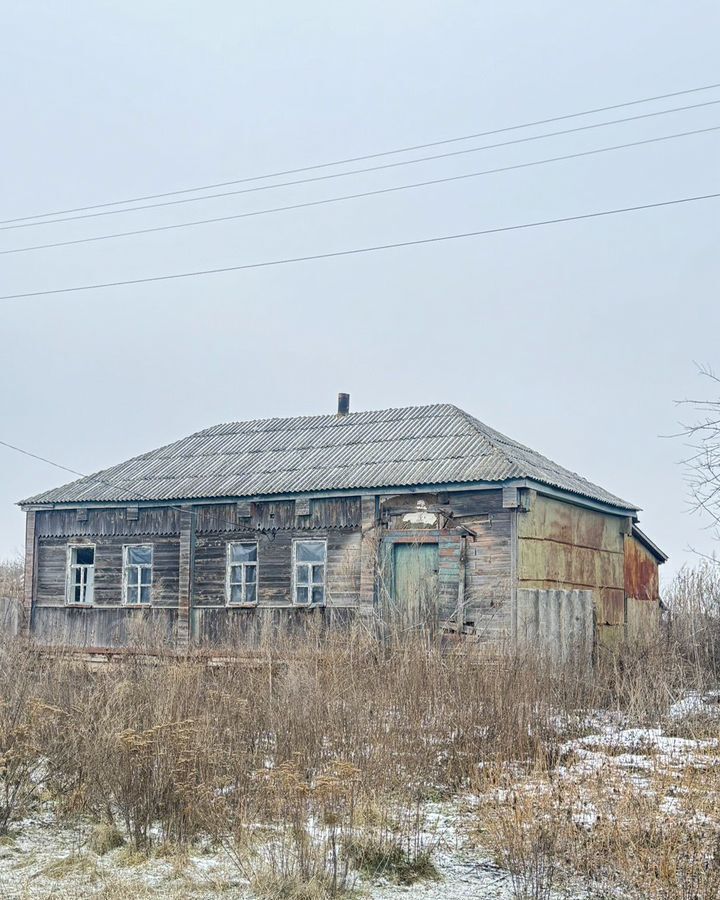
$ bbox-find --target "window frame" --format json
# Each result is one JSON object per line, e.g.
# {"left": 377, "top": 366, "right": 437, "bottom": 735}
{"left": 122, "top": 543, "right": 154, "bottom": 606}
{"left": 65, "top": 543, "right": 96, "bottom": 606}
{"left": 292, "top": 539, "right": 327, "bottom": 607}
{"left": 225, "top": 541, "right": 259, "bottom": 607}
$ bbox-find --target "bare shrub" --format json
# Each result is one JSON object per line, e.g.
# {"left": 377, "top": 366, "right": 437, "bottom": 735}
{"left": 0, "top": 555, "right": 23, "bottom": 605}
{"left": 0, "top": 638, "right": 49, "bottom": 833}
{"left": 489, "top": 795, "right": 557, "bottom": 900}
{"left": 665, "top": 561, "right": 720, "bottom": 680}
{"left": 4, "top": 584, "right": 720, "bottom": 894}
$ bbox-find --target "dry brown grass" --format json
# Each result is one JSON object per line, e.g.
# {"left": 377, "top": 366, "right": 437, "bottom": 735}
{"left": 477, "top": 716, "right": 720, "bottom": 899}
{"left": 1, "top": 562, "right": 720, "bottom": 896}
{"left": 0, "top": 556, "right": 22, "bottom": 606}
{"left": 0, "top": 630, "right": 597, "bottom": 894}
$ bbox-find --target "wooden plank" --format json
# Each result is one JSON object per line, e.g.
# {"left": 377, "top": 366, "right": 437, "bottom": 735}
{"left": 177, "top": 505, "right": 195, "bottom": 649}
{"left": 359, "top": 496, "right": 378, "bottom": 608}
{"left": 35, "top": 507, "right": 181, "bottom": 538}
{"left": 23, "top": 511, "right": 37, "bottom": 632}
{"left": 30, "top": 606, "right": 177, "bottom": 649}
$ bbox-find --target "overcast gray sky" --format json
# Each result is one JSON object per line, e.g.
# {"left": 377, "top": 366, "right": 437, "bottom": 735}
{"left": 1, "top": 1, "right": 719, "bottom": 579}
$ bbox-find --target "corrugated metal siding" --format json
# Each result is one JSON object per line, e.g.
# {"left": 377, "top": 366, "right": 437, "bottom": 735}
{"left": 21, "top": 404, "right": 635, "bottom": 511}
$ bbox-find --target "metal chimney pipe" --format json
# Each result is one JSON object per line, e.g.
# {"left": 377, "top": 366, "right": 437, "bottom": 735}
{"left": 337, "top": 393, "right": 350, "bottom": 416}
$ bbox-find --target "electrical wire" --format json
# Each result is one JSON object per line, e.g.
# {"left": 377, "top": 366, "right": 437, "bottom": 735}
{"left": 3, "top": 123, "right": 717, "bottom": 257}
{"left": 4, "top": 80, "right": 720, "bottom": 225}
{"left": 2, "top": 191, "right": 718, "bottom": 302}
{"left": 3, "top": 98, "right": 720, "bottom": 233}
{"left": 0, "top": 438, "right": 274, "bottom": 536}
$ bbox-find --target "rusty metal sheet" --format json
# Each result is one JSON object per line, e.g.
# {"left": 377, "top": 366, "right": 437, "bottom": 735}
{"left": 626, "top": 596, "right": 660, "bottom": 641}
{"left": 518, "top": 495, "right": 623, "bottom": 553}
{"left": 624, "top": 535, "right": 660, "bottom": 602}
{"left": 595, "top": 588, "right": 625, "bottom": 626}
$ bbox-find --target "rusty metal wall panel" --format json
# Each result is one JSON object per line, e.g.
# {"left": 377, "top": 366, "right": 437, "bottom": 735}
{"left": 626, "top": 595, "right": 660, "bottom": 641}
{"left": 518, "top": 541, "right": 624, "bottom": 590}
{"left": 594, "top": 589, "right": 626, "bottom": 626}
{"left": 596, "top": 623, "right": 627, "bottom": 651}
{"left": 517, "top": 495, "right": 627, "bottom": 634}
{"left": 624, "top": 535, "right": 660, "bottom": 602}
{"left": 517, "top": 494, "right": 624, "bottom": 554}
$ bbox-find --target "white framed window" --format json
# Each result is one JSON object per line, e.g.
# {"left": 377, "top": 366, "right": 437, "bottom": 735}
{"left": 66, "top": 544, "right": 95, "bottom": 605}
{"left": 122, "top": 544, "right": 153, "bottom": 605}
{"left": 226, "top": 542, "right": 258, "bottom": 605}
{"left": 293, "top": 539, "right": 326, "bottom": 606}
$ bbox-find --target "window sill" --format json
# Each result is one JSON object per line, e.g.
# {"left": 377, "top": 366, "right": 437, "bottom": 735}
{"left": 122, "top": 604, "right": 154, "bottom": 609}
{"left": 64, "top": 603, "right": 94, "bottom": 608}
{"left": 226, "top": 603, "right": 258, "bottom": 609}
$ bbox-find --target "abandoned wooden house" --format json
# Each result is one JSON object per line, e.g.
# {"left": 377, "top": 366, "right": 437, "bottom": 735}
{"left": 18, "top": 397, "right": 666, "bottom": 652}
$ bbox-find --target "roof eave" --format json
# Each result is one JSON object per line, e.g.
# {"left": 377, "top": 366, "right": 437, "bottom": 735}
{"left": 18, "top": 476, "right": 639, "bottom": 518}
{"left": 631, "top": 524, "right": 669, "bottom": 563}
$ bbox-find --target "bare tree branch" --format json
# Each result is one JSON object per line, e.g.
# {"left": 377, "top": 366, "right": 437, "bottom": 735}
{"left": 677, "top": 366, "right": 720, "bottom": 541}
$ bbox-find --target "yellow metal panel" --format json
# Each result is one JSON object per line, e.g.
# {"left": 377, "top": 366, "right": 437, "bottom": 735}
{"left": 517, "top": 495, "right": 623, "bottom": 553}
{"left": 518, "top": 539, "right": 623, "bottom": 589}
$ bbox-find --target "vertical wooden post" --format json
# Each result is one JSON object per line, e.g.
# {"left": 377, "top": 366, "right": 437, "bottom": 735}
{"left": 509, "top": 507, "right": 518, "bottom": 642}
{"left": 359, "top": 496, "right": 378, "bottom": 611}
{"left": 177, "top": 505, "right": 195, "bottom": 652}
{"left": 22, "top": 510, "right": 37, "bottom": 636}
{"left": 456, "top": 535, "right": 467, "bottom": 633}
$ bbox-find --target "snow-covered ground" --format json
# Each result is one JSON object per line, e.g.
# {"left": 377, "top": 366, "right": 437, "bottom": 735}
{"left": 2, "top": 703, "right": 719, "bottom": 899}
{"left": 0, "top": 802, "right": 520, "bottom": 900}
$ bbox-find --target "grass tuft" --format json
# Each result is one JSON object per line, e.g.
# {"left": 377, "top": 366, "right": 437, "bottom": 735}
{"left": 87, "top": 822, "right": 125, "bottom": 855}
{"left": 344, "top": 838, "right": 439, "bottom": 885}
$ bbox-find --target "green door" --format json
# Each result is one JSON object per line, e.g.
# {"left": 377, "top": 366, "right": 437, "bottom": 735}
{"left": 392, "top": 542, "right": 439, "bottom": 632}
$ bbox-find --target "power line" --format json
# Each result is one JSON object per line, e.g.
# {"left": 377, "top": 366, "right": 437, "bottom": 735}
{"left": 0, "top": 439, "right": 90, "bottom": 483}
{"left": 0, "top": 438, "right": 271, "bottom": 536}
{"left": 2, "top": 191, "right": 718, "bottom": 302}
{"left": 3, "top": 123, "right": 718, "bottom": 257}
{"left": 3, "top": 98, "right": 720, "bottom": 234}
{"left": 4, "top": 80, "right": 720, "bottom": 225}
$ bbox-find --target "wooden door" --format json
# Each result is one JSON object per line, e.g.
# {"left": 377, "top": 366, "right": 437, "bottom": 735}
{"left": 392, "top": 542, "right": 439, "bottom": 633}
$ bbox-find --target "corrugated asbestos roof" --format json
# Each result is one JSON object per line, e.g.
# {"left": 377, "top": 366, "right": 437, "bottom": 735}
{"left": 19, "top": 404, "right": 637, "bottom": 511}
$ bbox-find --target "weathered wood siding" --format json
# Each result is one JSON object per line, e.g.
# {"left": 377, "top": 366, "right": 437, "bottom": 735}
{"left": 192, "top": 530, "right": 361, "bottom": 609}
{"left": 191, "top": 606, "right": 367, "bottom": 646}
{"left": 32, "top": 507, "right": 182, "bottom": 648}
{"left": 516, "top": 493, "right": 627, "bottom": 643}
{"left": 377, "top": 489, "right": 512, "bottom": 642}
{"left": 193, "top": 498, "right": 362, "bottom": 533}
{"left": 28, "top": 491, "right": 512, "bottom": 648}
{"left": 460, "top": 491, "right": 512, "bottom": 642}
{"left": 35, "top": 507, "right": 181, "bottom": 537}
{"left": 35, "top": 536, "right": 181, "bottom": 607}
{"left": 31, "top": 606, "right": 177, "bottom": 648}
